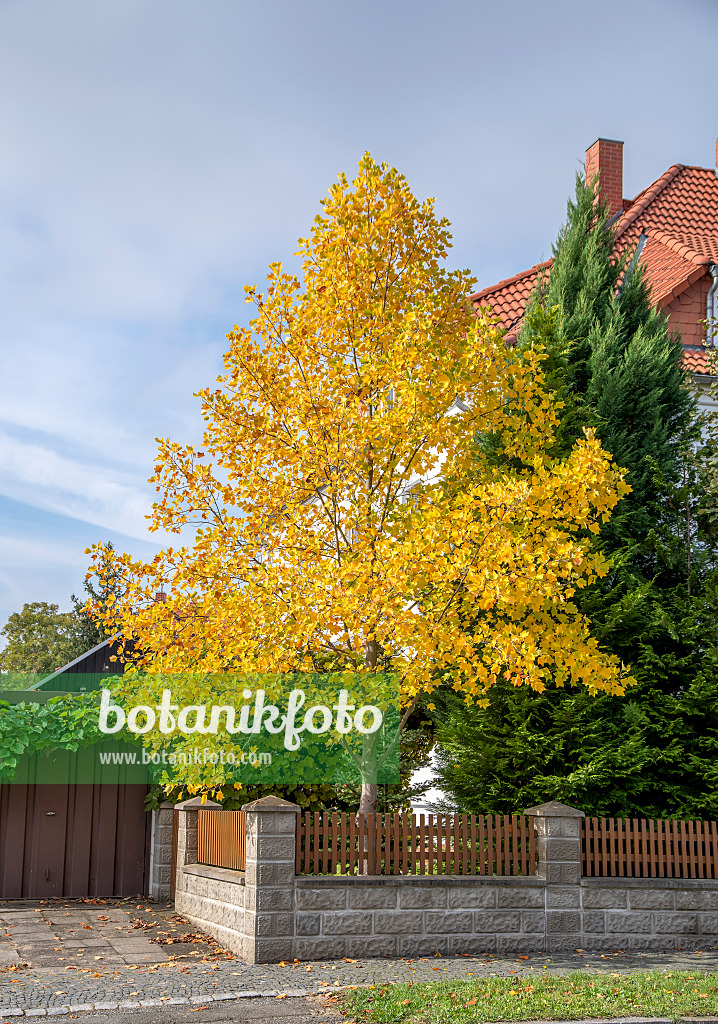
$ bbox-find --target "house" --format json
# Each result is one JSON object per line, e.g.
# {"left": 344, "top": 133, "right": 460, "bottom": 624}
{"left": 469, "top": 137, "right": 718, "bottom": 410}
{"left": 25, "top": 636, "right": 126, "bottom": 692}
{"left": 0, "top": 639, "right": 155, "bottom": 900}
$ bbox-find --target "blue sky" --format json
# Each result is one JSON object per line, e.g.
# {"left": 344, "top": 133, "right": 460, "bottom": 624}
{"left": 2, "top": 0, "right": 717, "bottom": 632}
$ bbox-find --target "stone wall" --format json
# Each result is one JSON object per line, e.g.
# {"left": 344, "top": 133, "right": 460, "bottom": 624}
{"left": 173, "top": 797, "right": 718, "bottom": 964}
{"left": 292, "top": 876, "right": 718, "bottom": 958}
{"left": 149, "top": 801, "right": 175, "bottom": 902}
{"left": 580, "top": 878, "right": 718, "bottom": 950}
{"left": 294, "top": 876, "right": 545, "bottom": 959}
{"left": 176, "top": 862, "right": 246, "bottom": 953}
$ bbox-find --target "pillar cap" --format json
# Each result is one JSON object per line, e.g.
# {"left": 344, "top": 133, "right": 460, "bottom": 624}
{"left": 241, "top": 794, "right": 301, "bottom": 813}
{"left": 524, "top": 800, "right": 585, "bottom": 818}
{"left": 174, "top": 796, "right": 222, "bottom": 810}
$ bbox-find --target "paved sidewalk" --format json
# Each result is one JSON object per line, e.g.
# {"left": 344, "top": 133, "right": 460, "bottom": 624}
{"left": 2, "top": 901, "right": 718, "bottom": 1017}
{"left": 0, "top": 902, "right": 222, "bottom": 969}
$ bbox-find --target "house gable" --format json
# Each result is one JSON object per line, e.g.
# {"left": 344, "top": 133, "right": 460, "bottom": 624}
{"left": 471, "top": 140, "right": 718, "bottom": 376}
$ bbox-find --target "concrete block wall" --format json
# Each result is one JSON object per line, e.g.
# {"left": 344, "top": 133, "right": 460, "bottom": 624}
{"left": 294, "top": 877, "right": 545, "bottom": 959}
{"left": 242, "top": 794, "right": 297, "bottom": 963}
{"left": 176, "top": 863, "right": 246, "bottom": 952}
{"left": 149, "top": 801, "right": 175, "bottom": 902}
{"left": 579, "top": 879, "right": 718, "bottom": 950}
{"left": 172, "top": 795, "right": 248, "bottom": 953}
{"left": 172, "top": 797, "right": 718, "bottom": 964}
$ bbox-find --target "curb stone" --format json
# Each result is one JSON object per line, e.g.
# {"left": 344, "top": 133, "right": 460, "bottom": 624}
{"left": 513, "top": 1020, "right": 674, "bottom": 1024}
{"left": 0, "top": 990, "right": 316, "bottom": 1017}
{"left": 0, "top": 1004, "right": 714, "bottom": 1022}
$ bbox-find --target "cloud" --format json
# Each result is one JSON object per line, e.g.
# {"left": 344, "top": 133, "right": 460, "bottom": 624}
{"left": 0, "top": 429, "right": 158, "bottom": 540}
{"left": 0, "top": 494, "right": 167, "bottom": 629}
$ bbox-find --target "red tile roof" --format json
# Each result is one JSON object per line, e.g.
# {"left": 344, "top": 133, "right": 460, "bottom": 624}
{"left": 471, "top": 162, "right": 718, "bottom": 374}
{"left": 684, "top": 346, "right": 712, "bottom": 373}
{"left": 640, "top": 234, "right": 707, "bottom": 307}
{"left": 469, "top": 260, "right": 550, "bottom": 332}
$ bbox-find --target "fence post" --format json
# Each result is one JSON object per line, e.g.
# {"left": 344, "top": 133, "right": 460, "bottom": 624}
{"left": 150, "top": 800, "right": 175, "bottom": 901}
{"left": 173, "top": 795, "right": 221, "bottom": 892}
{"left": 242, "top": 794, "right": 299, "bottom": 964}
{"left": 525, "top": 800, "right": 584, "bottom": 950}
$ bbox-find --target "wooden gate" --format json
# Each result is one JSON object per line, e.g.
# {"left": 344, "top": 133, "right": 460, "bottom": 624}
{"left": 0, "top": 784, "right": 151, "bottom": 898}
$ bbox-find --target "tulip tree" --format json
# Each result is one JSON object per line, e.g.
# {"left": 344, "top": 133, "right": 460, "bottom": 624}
{"left": 90, "top": 154, "right": 631, "bottom": 812}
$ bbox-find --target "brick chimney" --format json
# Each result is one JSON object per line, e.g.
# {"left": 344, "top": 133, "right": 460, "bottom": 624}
{"left": 585, "top": 138, "right": 624, "bottom": 218}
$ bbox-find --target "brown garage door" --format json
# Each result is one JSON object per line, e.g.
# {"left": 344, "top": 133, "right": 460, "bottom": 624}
{"left": 0, "top": 784, "right": 151, "bottom": 898}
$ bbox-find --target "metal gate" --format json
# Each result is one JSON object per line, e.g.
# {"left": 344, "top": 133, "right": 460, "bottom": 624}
{"left": 0, "top": 784, "right": 151, "bottom": 898}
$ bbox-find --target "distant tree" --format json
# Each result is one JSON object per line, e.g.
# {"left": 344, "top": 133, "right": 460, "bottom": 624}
{"left": 0, "top": 542, "right": 121, "bottom": 686}
{"left": 0, "top": 602, "right": 82, "bottom": 679}
{"left": 71, "top": 541, "right": 120, "bottom": 651}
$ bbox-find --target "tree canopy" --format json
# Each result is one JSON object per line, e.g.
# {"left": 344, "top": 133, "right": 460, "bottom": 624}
{"left": 0, "top": 602, "right": 85, "bottom": 682}
{"left": 90, "top": 155, "right": 631, "bottom": 807}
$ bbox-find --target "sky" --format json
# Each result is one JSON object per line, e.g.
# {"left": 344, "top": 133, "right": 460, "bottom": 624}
{"left": 1, "top": 0, "right": 718, "bottom": 634}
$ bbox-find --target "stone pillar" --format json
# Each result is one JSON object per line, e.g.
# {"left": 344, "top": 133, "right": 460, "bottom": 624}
{"left": 242, "top": 795, "right": 299, "bottom": 964}
{"left": 525, "top": 800, "right": 584, "bottom": 950}
{"left": 150, "top": 800, "right": 175, "bottom": 902}
{"left": 174, "top": 795, "right": 221, "bottom": 882}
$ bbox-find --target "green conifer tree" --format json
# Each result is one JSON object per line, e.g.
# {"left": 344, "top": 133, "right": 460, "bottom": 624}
{"left": 436, "top": 174, "right": 718, "bottom": 819}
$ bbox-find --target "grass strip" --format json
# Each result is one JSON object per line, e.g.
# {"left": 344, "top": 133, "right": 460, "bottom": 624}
{"left": 340, "top": 969, "right": 718, "bottom": 1022}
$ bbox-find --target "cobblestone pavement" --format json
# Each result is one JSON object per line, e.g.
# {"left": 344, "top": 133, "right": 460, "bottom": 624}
{"left": 2, "top": 901, "right": 718, "bottom": 1016}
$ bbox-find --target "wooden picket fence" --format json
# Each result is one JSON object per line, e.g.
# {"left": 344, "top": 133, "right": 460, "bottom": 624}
{"left": 295, "top": 812, "right": 537, "bottom": 876}
{"left": 197, "top": 809, "right": 246, "bottom": 871}
{"left": 582, "top": 817, "right": 718, "bottom": 879}
{"left": 184, "top": 808, "right": 718, "bottom": 885}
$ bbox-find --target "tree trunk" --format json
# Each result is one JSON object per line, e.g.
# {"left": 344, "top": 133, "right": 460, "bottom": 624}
{"left": 360, "top": 639, "right": 380, "bottom": 816}
{"left": 358, "top": 782, "right": 377, "bottom": 814}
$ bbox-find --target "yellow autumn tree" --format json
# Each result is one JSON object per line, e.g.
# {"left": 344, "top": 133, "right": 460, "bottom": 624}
{"left": 90, "top": 154, "right": 630, "bottom": 811}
